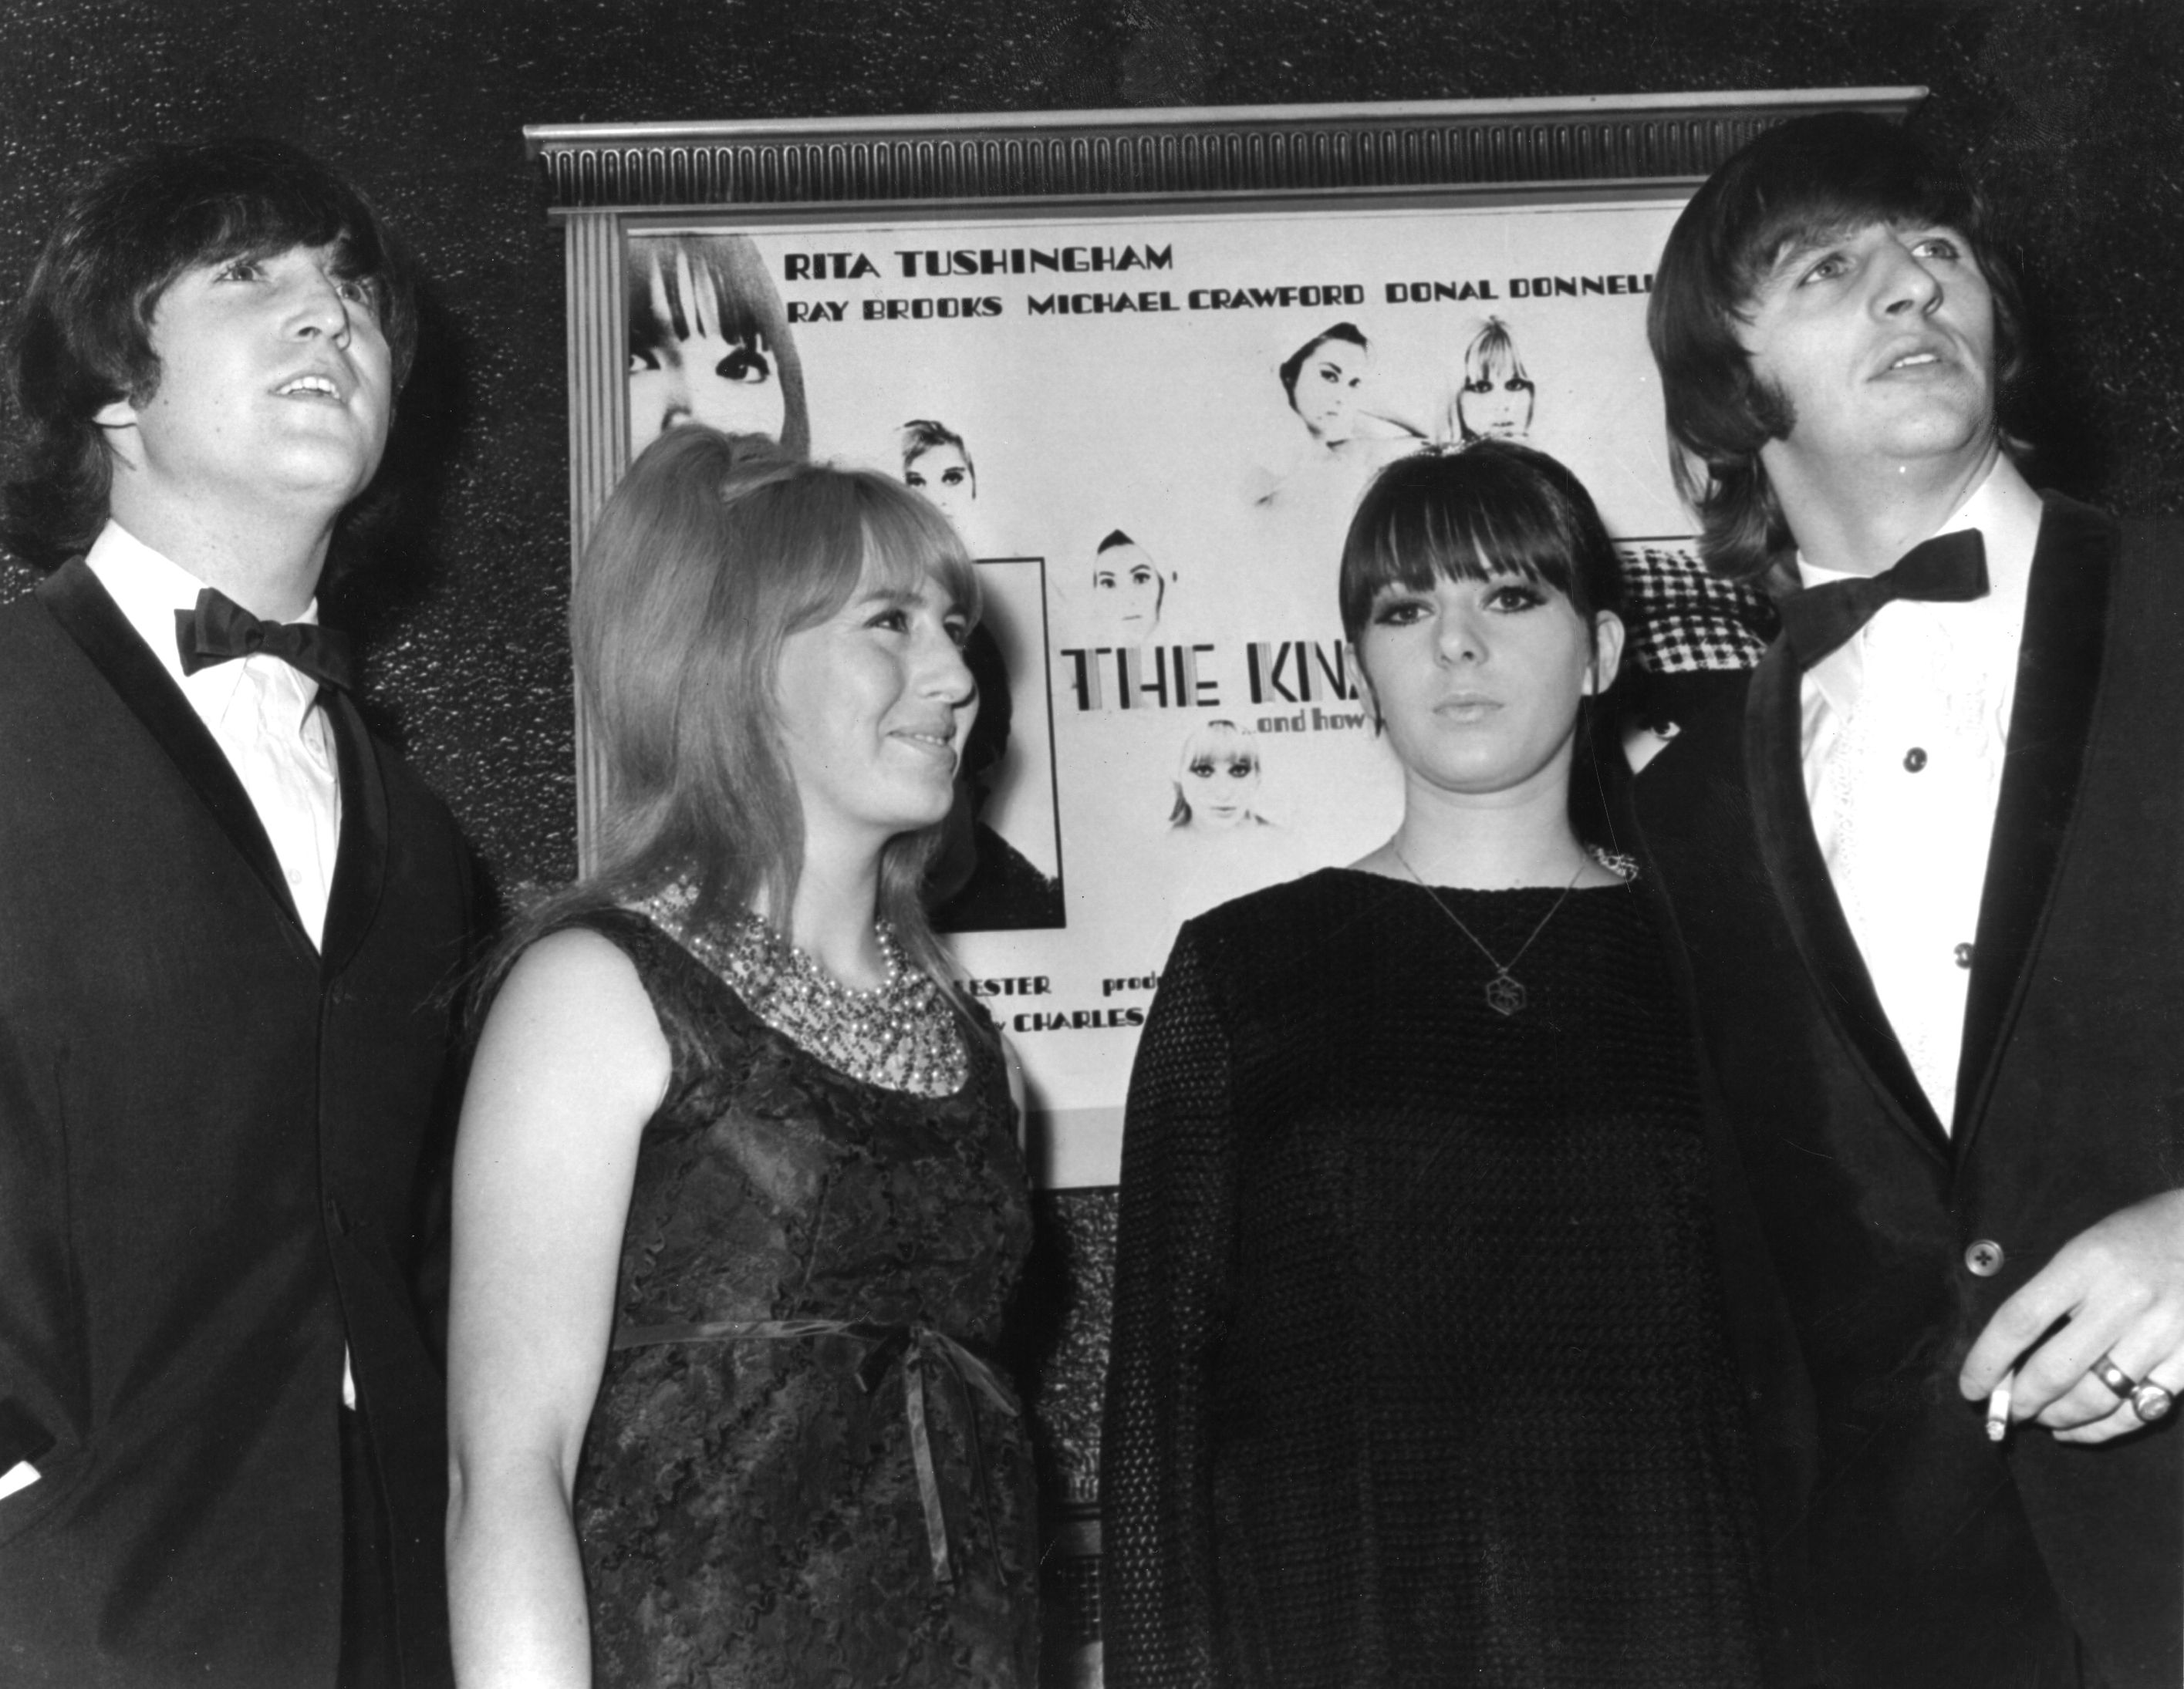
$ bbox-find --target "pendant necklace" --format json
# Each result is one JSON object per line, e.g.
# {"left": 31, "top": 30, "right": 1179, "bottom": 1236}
{"left": 1390, "top": 846, "right": 1588, "bottom": 1016}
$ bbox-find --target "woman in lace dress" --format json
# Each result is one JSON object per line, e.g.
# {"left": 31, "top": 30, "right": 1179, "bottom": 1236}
{"left": 447, "top": 428, "right": 1038, "bottom": 1687}
{"left": 1102, "top": 441, "right": 1770, "bottom": 1687}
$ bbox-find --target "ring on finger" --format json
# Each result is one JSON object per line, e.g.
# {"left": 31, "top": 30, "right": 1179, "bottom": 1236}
{"left": 2091, "top": 1354, "right": 2140, "bottom": 1398}
{"left": 2130, "top": 1383, "right": 2175, "bottom": 1424}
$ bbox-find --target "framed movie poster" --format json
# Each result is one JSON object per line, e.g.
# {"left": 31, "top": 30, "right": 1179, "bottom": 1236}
{"left": 529, "top": 90, "right": 1919, "bottom": 1190}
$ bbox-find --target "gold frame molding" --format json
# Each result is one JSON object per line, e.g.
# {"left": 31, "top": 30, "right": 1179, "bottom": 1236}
{"left": 527, "top": 89, "right": 1925, "bottom": 211}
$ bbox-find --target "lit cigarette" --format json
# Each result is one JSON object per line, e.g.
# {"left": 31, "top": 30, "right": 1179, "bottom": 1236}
{"left": 1986, "top": 1373, "right": 2014, "bottom": 1443}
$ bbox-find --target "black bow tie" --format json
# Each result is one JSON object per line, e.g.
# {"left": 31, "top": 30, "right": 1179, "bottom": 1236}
{"left": 1777, "top": 529, "right": 1990, "bottom": 672}
{"left": 175, "top": 588, "right": 356, "bottom": 694}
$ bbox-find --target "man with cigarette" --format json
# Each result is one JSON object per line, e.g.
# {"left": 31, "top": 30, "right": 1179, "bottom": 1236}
{"left": 0, "top": 139, "right": 468, "bottom": 1686}
{"left": 1635, "top": 113, "right": 2182, "bottom": 1686}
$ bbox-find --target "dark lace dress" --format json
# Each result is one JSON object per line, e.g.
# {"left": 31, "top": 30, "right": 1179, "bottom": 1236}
{"left": 1102, "top": 869, "right": 1766, "bottom": 1688}
{"left": 562, "top": 909, "right": 1039, "bottom": 1687}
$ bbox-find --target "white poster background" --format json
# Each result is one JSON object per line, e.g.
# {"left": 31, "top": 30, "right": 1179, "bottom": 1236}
{"left": 633, "top": 197, "right": 1690, "bottom": 1186}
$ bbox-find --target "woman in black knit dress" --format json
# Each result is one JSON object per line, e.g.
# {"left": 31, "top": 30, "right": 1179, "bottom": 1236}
{"left": 1102, "top": 441, "right": 1767, "bottom": 1687}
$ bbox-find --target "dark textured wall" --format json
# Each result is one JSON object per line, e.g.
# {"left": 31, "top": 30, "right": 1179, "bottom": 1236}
{"left": 4, "top": 0, "right": 2180, "bottom": 1668}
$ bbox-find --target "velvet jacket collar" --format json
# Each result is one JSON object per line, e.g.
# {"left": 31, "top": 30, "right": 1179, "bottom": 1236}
{"left": 35, "top": 556, "right": 390, "bottom": 980}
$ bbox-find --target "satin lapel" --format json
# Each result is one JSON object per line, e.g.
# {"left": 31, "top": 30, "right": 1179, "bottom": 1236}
{"left": 319, "top": 689, "right": 390, "bottom": 979}
{"left": 37, "top": 557, "right": 305, "bottom": 934}
{"left": 1744, "top": 638, "right": 1951, "bottom": 1157}
{"left": 1953, "top": 496, "right": 2116, "bottom": 1144}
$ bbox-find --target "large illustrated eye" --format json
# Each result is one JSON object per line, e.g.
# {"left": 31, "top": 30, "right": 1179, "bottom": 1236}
{"left": 716, "top": 342, "right": 772, "bottom": 384}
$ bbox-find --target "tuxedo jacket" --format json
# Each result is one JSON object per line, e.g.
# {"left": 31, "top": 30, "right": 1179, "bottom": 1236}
{"left": 0, "top": 561, "right": 471, "bottom": 1687}
{"left": 1635, "top": 495, "right": 2184, "bottom": 1688}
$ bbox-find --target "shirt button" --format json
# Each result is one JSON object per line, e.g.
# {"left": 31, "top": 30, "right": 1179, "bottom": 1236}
{"left": 1904, "top": 747, "right": 1928, "bottom": 772}
{"left": 1955, "top": 942, "right": 1975, "bottom": 969}
{"left": 1966, "top": 1239, "right": 2005, "bottom": 1276}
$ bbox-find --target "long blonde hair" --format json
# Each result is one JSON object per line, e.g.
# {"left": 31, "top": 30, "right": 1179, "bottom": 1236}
{"left": 485, "top": 426, "right": 982, "bottom": 1011}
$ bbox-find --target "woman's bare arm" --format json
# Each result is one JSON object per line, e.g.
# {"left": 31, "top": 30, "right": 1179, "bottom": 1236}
{"left": 446, "top": 928, "right": 671, "bottom": 1688}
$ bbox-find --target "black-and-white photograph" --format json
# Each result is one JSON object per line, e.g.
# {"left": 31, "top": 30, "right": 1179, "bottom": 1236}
{"left": 3, "top": 15, "right": 2182, "bottom": 1688}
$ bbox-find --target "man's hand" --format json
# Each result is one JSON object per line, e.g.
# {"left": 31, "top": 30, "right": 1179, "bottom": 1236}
{"left": 1960, "top": 1189, "right": 2184, "bottom": 1445}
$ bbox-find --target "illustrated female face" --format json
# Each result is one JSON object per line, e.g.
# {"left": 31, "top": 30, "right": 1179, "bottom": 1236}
{"left": 628, "top": 247, "right": 788, "bottom": 453}
{"left": 1289, "top": 336, "right": 1365, "bottom": 444}
{"left": 905, "top": 443, "right": 975, "bottom": 524}
{"left": 1359, "top": 568, "right": 1618, "bottom": 807}
{"left": 1092, "top": 544, "right": 1163, "bottom": 638}
{"left": 1179, "top": 739, "right": 1261, "bottom": 828}
{"left": 772, "top": 555, "right": 979, "bottom": 854}
{"left": 1457, "top": 352, "right": 1534, "bottom": 441}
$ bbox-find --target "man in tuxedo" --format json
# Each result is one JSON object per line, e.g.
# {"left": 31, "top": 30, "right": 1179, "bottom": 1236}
{"left": 1634, "top": 113, "right": 2184, "bottom": 1686}
{"left": 0, "top": 139, "right": 469, "bottom": 1686}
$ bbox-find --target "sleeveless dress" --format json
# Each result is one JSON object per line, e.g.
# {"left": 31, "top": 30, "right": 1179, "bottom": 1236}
{"left": 562, "top": 908, "right": 1040, "bottom": 1687}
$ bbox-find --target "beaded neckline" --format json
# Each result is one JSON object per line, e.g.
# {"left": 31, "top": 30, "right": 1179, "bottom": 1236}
{"left": 639, "top": 890, "right": 969, "bottom": 1098}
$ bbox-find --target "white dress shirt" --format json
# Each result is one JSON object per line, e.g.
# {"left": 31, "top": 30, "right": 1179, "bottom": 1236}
{"left": 85, "top": 521, "right": 342, "bottom": 948}
{"left": 84, "top": 522, "right": 353, "bottom": 1413}
{"left": 1797, "top": 457, "right": 2044, "bottom": 1130}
